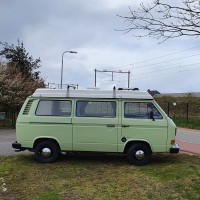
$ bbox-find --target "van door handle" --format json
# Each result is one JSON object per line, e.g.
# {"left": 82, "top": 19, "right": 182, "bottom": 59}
{"left": 106, "top": 124, "right": 115, "bottom": 127}
{"left": 122, "top": 125, "right": 130, "bottom": 128}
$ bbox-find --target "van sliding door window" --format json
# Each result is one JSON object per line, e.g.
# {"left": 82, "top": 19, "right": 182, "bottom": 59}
{"left": 36, "top": 100, "right": 72, "bottom": 116}
{"left": 124, "top": 102, "right": 163, "bottom": 119}
{"left": 76, "top": 101, "right": 116, "bottom": 118}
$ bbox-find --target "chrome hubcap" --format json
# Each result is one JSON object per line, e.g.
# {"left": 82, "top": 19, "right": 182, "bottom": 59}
{"left": 135, "top": 150, "right": 145, "bottom": 160}
{"left": 41, "top": 148, "right": 51, "bottom": 158}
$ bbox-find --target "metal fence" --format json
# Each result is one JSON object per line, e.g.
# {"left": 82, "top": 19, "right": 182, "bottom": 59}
{"left": 0, "top": 111, "right": 18, "bottom": 127}
{"left": 157, "top": 101, "right": 200, "bottom": 121}
{"left": 6, "top": 111, "right": 18, "bottom": 125}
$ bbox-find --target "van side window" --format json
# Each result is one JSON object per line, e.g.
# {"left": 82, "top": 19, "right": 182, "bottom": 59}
{"left": 76, "top": 101, "right": 116, "bottom": 118}
{"left": 124, "top": 102, "right": 163, "bottom": 119}
{"left": 36, "top": 100, "right": 72, "bottom": 116}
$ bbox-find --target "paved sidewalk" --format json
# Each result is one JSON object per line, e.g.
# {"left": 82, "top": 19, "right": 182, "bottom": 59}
{"left": 176, "top": 128, "right": 200, "bottom": 154}
{"left": 176, "top": 140, "right": 200, "bottom": 154}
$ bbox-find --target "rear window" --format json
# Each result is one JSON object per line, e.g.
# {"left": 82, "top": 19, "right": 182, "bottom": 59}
{"left": 76, "top": 101, "right": 116, "bottom": 118}
{"left": 36, "top": 100, "right": 72, "bottom": 116}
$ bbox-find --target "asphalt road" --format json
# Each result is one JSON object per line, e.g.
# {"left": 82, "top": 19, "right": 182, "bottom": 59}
{"left": 0, "top": 129, "right": 31, "bottom": 156}
{"left": 0, "top": 128, "right": 199, "bottom": 156}
{"left": 176, "top": 128, "right": 200, "bottom": 145}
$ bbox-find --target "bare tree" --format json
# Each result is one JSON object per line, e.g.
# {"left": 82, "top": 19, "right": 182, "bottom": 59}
{"left": 118, "top": 0, "right": 200, "bottom": 43}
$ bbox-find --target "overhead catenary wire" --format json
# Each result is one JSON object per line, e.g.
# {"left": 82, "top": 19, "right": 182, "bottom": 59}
{"left": 133, "top": 66, "right": 200, "bottom": 81}
{"left": 67, "top": 44, "right": 200, "bottom": 88}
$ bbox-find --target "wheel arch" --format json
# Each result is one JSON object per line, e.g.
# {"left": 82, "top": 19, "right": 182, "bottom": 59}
{"left": 124, "top": 140, "right": 152, "bottom": 154}
{"left": 33, "top": 137, "right": 61, "bottom": 151}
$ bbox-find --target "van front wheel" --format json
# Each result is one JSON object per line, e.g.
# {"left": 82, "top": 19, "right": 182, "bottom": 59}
{"left": 127, "top": 143, "right": 151, "bottom": 166}
{"left": 35, "top": 141, "right": 59, "bottom": 163}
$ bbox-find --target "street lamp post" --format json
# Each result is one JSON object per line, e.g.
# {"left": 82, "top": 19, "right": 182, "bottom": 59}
{"left": 60, "top": 50, "right": 77, "bottom": 89}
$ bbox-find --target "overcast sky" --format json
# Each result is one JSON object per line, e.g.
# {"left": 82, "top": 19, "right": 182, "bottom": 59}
{"left": 1, "top": 0, "right": 200, "bottom": 93}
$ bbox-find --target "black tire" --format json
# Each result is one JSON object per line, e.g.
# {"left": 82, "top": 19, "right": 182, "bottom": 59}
{"left": 127, "top": 143, "right": 151, "bottom": 166}
{"left": 35, "top": 141, "right": 60, "bottom": 163}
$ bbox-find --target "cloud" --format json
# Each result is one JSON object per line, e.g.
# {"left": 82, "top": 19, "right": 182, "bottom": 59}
{"left": 0, "top": 0, "right": 200, "bottom": 93}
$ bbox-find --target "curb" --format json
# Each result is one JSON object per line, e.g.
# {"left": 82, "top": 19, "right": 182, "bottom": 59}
{"left": 179, "top": 151, "right": 199, "bottom": 155}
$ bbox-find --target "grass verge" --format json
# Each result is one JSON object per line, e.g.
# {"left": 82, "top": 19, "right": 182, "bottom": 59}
{"left": 173, "top": 117, "right": 200, "bottom": 130}
{"left": 0, "top": 153, "right": 200, "bottom": 200}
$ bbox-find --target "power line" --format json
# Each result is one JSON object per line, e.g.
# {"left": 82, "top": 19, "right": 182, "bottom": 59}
{"left": 133, "top": 66, "right": 200, "bottom": 81}
{"left": 131, "top": 53, "right": 200, "bottom": 71}
{"left": 133, "top": 62, "right": 200, "bottom": 77}
{"left": 92, "top": 45, "right": 200, "bottom": 72}
{"left": 66, "top": 45, "right": 200, "bottom": 88}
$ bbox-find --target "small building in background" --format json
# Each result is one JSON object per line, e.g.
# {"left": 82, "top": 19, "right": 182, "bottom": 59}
{"left": 147, "top": 89, "right": 160, "bottom": 97}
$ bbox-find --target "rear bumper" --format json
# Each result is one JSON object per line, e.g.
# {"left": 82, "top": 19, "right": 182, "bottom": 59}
{"left": 170, "top": 143, "right": 179, "bottom": 153}
{"left": 12, "top": 141, "right": 25, "bottom": 151}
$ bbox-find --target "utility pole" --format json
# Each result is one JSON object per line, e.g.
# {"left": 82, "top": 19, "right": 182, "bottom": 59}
{"left": 94, "top": 69, "right": 131, "bottom": 88}
{"left": 95, "top": 69, "right": 97, "bottom": 87}
{"left": 128, "top": 70, "right": 130, "bottom": 88}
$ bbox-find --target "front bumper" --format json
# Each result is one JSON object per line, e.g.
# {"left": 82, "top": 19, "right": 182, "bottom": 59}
{"left": 170, "top": 143, "right": 179, "bottom": 153}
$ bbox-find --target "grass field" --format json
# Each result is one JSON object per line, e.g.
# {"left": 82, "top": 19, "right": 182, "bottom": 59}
{"left": 155, "top": 96, "right": 200, "bottom": 130}
{"left": 0, "top": 153, "right": 200, "bottom": 200}
{"left": 173, "top": 117, "right": 200, "bottom": 130}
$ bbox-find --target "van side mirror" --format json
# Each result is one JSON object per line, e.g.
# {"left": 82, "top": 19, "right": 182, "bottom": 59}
{"left": 149, "top": 111, "right": 155, "bottom": 121}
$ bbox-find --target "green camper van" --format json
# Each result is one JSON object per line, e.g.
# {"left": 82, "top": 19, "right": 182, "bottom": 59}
{"left": 12, "top": 88, "right": 179, "bottom": 165}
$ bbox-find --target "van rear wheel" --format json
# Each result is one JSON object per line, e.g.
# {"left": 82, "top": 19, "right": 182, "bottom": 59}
{"left": 127, "top": 143, "right": 151, "bottom": 166}
{"left": 35, "top": 141, "right": 59, "bottom": 163}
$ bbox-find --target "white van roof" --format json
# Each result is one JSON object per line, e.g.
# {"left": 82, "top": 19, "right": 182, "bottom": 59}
{"left": 32, "top": 88, "right": 153, "bottom": 99}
